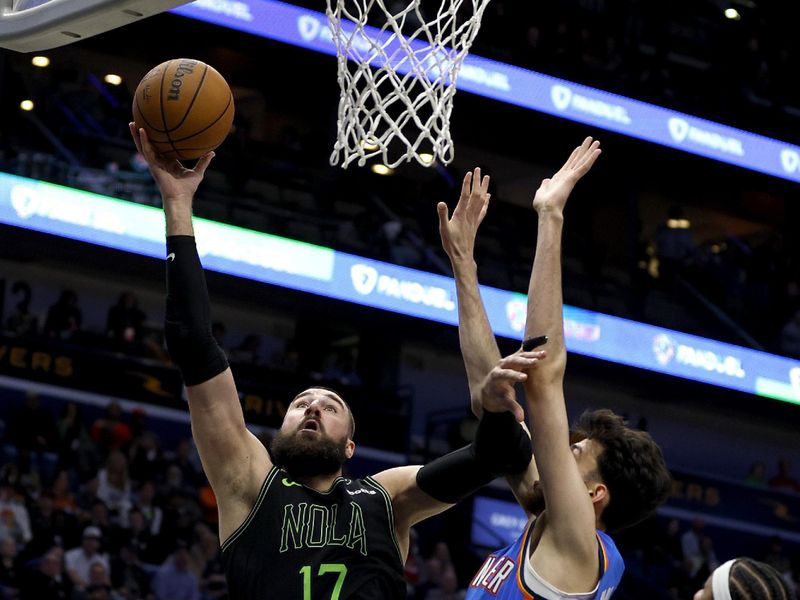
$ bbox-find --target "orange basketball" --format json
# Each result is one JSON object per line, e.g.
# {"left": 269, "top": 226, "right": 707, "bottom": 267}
{"left": 132, "top": 58, "right": 235, "bottom": 160}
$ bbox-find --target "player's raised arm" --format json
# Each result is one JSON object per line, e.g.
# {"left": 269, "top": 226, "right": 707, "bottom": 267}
{"left": 437, "top": 168, "right": 500, "bottom": 416}
{"left": 438, "top": 168, "right": 542, "bottom": 514}
{"left": 522, "top": 138, "right": 603, "bottom": 590}
{"left": 130, "top": 124, "right": 271, "bottom": 541}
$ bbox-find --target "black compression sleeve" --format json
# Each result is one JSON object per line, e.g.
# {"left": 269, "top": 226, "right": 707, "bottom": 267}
{"left": 415, "top": 446, "right": 495, "bottom": 504}
{"left": 164, "top": 235, "right": 228, "bottom": 386}
{"left": 416, "top": 412, "right": 532, "bottom": 504}
{"left": 473, "top": 410, "right": 533, "bottom": 474}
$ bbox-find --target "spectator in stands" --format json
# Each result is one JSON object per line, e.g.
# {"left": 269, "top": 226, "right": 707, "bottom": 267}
{"left": 419, "top": 542, "right": 458, "bottom": 600}
{"left": 76, "top": 479, "right": 101, "bottom": 521}
{"left": 159, "top": 469, "right": 202, "bottom": 544}
{"left": 110, "top": 543, "right": 151, "bottom": 600}
{"left": 424, "top": 569, "right": 464, "bottom": 600}
{"left": 151, "top": 541, "right": 199, "bottom": 600}
{"left": 106, "top": 292, "right": 147, "bottom": 350}
{"left": 27, "top": 491, "right": 78, "bottom": 561}
{"left": 762, "top": 536, "right": 791, "bottom": 576}
{"left": 694, "top": 557, "right": 792, "bottom": 600}
{"left": 90, "top": 402, "right": 133, "bottom": 455}
{"left": 188, "top": 524, "right": 218, "bottom": 578}
{"left": 228, "top": 334, "right": 262, "bottom": 365}
{"left": 80, "top": 563, "right": 120, "bottom": 600}
{"left": 13, "top": 450, "right": 42, "bottom": 500}
{"left": 85, "top": 500, "right": 113, "bottom": 541}
{"left": 768, "top": 459, "right": 800, "bottom": 493}
{"left": 0, "top": 536, "right": 21, "bottom": 599}
{"left": 682, "top": 518, "right": 718, "bottom": 584}
{"left": 779, "top": 309, "right": 800, "bottom": 359}
{"left": 0, "top": 480, "right": 31, "bottom": 546}
{"left": 85, "top": 582, "right": 115, "bottom": 600}
{"left": 745, "top": 461, "right": 769, "bottom": 488}
{"left": 56, "top": 403, "right": 93, "bottom": 474}
{"left": 320, "top": 348, "right": 363, "bottom": 387}
{"left": 64, "top": 526, "right": 109, "bottom": 593}
{"left": 9, "top": 391, "right": 57, "bottom": 453}
{"left": 44, "top": 289, "right": 83, "bottom": 340}
{"left": 128, "top": 433, "right": 163, "bottom": 485}
{"left": 4, "top": 281, "right": 39, "bottom": 336}
{"left": 134, "top": 481, "right": 162, "bottom": 538}
{"left": 50, "top": 470, "right": 78, "bottom": 514}
{"left": 21, "top": 547, "right": 72, "bottom": 600}
{"left": 270, "top": 338, "right": 301, "bottom": 373}
{"left": 169, "top": 439, "right": 201, "bottom": 489}
{"left": 114, "top": 507, "right": 159, "bottom": 566}
{"left": 96, "top": 451, "right": 133, "bottom": 526}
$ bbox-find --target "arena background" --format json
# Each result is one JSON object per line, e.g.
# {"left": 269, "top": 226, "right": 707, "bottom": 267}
{"left": 0, "top": 1, "right": 799, "bottom": 598}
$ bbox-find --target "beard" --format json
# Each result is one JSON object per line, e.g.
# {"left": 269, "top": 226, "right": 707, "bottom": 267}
{"left": 270, "top": 429, "right": 349, "bottom": 478}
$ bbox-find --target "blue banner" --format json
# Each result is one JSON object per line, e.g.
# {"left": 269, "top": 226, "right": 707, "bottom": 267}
{"left": 472, "top": 469, "right": 800, "bottom": 550}
{"left": 172, "top": 0, "right": 800, "bottom": 184}
{"left": 0, "top": 171, "right": 798, "bottom": 404}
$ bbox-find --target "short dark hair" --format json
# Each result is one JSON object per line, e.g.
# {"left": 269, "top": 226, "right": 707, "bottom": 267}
{"left": 730, "top": 558, "right": 792, "bottom": 600}
{"left": 573, "top": 409, "right": 671, "bottom": 532}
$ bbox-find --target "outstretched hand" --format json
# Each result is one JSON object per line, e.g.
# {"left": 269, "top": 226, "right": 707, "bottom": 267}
{"left": 129, "top": 122, "right": 214, "bottom": 205}
{"left": 478, "top": 349, "right": 546, "bottom": 421}
{"left": 532, "top": 137, "right": 601, "bottom": 216}
{"left": 437, "top": 167, "right": 491, "bottom": 264}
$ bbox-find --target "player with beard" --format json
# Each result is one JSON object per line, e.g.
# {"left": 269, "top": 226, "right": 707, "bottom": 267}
{"left": 437, "top": 139, "right": 672, "bottom": 599}
{"left": 130, "top": 124, "right": 543, "bottom": 600}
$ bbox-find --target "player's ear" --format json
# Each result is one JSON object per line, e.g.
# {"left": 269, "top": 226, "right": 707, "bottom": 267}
{"left": 589, "top": 482, "right": 608, "bottom": 507}
{"left": 345, "top": 440, "right": 355, "bottom": 459}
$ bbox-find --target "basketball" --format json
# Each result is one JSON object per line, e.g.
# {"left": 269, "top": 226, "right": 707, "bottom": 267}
{"left": 132, "top": 58, "right": 235, "bottom": 160}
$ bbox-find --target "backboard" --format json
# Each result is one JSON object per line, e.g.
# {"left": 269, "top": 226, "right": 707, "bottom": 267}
{"left": 0, "top": 0, "right": 191, "bottom": 52}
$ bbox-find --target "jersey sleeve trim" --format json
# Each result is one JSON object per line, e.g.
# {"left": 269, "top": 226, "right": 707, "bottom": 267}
{"left": 363, "top": 476, "right": 404, "bottom": 564}
{"left": 220, "top": 466, "right": 279, "bottom": 554}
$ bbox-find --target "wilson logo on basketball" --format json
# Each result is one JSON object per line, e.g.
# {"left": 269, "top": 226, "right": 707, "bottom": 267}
{"left": 167, "top": 60, "right": 199, "bottom": 101}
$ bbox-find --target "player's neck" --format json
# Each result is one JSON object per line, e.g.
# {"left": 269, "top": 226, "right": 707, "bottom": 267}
{"left": 293, "top": 470, "right": 344, "bottom": 492}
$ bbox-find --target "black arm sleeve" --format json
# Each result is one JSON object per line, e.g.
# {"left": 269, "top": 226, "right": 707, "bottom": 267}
{"left": 164, "top": 235, "right": 229, "bottom": 386}
{"left": 416, "top": 410, "right": 532, "bottom": 504}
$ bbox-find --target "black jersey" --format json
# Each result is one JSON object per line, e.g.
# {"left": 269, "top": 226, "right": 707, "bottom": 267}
{"left": 221, "top": 467, "right": 406, "bottom": 600}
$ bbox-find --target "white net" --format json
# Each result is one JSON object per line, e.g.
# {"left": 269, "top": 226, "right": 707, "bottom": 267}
{"left": 326, "top": 0, "right": 491, "bottom": 168}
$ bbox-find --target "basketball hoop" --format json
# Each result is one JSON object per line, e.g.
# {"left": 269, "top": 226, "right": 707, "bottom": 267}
{"left": 326, "top": 0, "right": 491, "bottom": 168}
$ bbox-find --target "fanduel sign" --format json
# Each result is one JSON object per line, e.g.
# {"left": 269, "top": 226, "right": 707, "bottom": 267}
{"left": 350, "top": 264, "right": 455, "bottom": 311}
{"left": 551, "top": 84, "right": 631, "bottom": 125}
{"left": 2, "top": 170, "right": 798, "bottom": 406}
{"left": 668, "top": 118, "right": 745, "bottom": 157}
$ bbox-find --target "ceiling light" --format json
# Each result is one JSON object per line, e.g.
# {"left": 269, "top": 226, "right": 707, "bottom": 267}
{"left": 104, "top": 74, "right": 122, "bottom": 86}
{"left": 371, "top": 164, "right": 394, "bottom": 176}
{"left": 724, "top": 8, "right": 741, "bottom": 20}
{"left": 360, "top": 138, "right": 380, "bottom": 152}
{"left": 20, "top": 100, "right": 34, "bottom": 111}
{"left": 667, "top": 218, "right": 691, "bottom": 229}
{"left": 419, "top": 153, "right": 435, "bottom": 165}
{"left": 31, "top": 56, "right": 50, "bottom": 67}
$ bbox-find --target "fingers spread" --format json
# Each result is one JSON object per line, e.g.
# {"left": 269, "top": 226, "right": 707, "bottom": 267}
{"left": 194, "top": 151, "right": 216, "bottom": 177}
{"left": 436, "top": 202, "right": 450, "bottom": 230}
{"left": 460, "top": 171, "right": 472, "bottom": 198}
